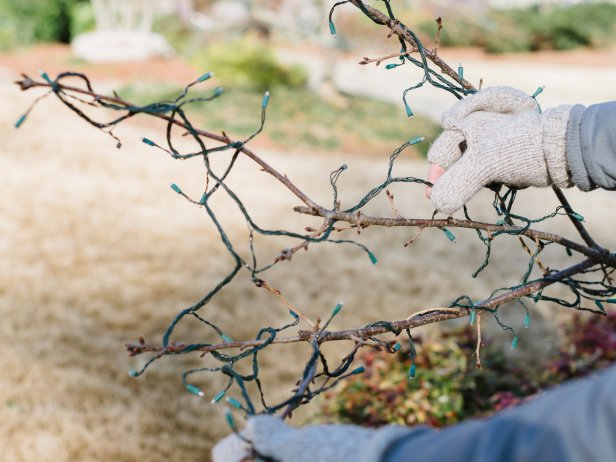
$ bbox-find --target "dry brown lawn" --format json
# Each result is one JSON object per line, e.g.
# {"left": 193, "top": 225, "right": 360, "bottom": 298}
{"left": 2, "top": 71, "right": 615, "bottom": 462}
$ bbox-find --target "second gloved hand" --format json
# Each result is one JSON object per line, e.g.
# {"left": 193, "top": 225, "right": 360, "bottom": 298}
{"left": 427, "top": 87, "right": 573, "bottom": 215}
{"left": 212, "top": 415, "right": 413, "bottom": 462}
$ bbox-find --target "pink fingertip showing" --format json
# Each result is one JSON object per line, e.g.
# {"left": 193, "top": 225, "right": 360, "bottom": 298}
{"left": 425, "top": 163, "right": 446, "bottom": 199}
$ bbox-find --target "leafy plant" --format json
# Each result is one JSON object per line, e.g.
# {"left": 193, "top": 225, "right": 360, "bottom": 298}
{"left": 320, "top": 313, "right": 616, "bottom": 428}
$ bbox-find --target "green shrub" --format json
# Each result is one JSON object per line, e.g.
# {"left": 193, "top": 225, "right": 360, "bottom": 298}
{"left": 191, "top": 38, "right": 308, "bottom": 92}
{"left": 544, "top": 3, "right": 616, "bottom": 50}
{"left": 0, "top": 20, "right": 19, "bottom": 51}
{"left": 0, "top": 0, "right": 87, "bottom": 49}
{"left": 418, "top": 2, "right": 616, "bottom": 53}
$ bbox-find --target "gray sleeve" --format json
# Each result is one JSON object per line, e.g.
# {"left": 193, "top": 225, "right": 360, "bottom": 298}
{"left": 566, "top": 101, "right": 616, "bottom": 191}
{"left": 382, "top": 364, "right": 616, "bottom": 462}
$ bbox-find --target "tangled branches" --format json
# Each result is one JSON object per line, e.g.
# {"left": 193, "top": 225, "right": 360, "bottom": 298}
{"left": 14, "top": 0, "right": 615, "bottom": 436}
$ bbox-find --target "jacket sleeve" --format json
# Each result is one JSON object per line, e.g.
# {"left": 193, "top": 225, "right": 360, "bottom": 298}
{"left": 381, "top": 364, "right": 616, "bottom": 462}
{"left": 566, "top": 101, "right": 616, "bottom": 191}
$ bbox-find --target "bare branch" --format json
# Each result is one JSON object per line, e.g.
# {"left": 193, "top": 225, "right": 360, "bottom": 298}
{"left": 126, "top": 257, "right": 597, "bottom": 357}
{"left": 294, "top": 206, "right": 616, "bottom": 267}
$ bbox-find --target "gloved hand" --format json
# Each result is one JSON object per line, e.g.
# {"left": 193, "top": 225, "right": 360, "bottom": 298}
{"left": 427, "top": 86, "right": 573, "bottom": 215}
{"left": 212, "top": 415, "right": 412, "bottom": 462}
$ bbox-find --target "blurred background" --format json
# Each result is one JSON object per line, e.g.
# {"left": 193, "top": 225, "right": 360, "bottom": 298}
{"left": 1, "top": 1, "right": 616, "bottom": 461}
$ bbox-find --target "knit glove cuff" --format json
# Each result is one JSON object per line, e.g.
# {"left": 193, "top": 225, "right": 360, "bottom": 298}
{"left": 542, "top": 105, "right": 574, "bottom": 188}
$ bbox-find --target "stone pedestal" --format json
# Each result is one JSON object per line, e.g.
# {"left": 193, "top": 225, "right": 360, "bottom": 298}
{"left": 71, "top": 0, "right": 176, "bottom": 63}
{"left": 72, "top": 30, "right": 174, "bottom": 63}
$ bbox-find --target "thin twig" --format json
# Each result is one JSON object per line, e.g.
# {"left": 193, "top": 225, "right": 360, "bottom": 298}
{"left": 258, "top": 280, "right": 316, "bottom": 329}
{"left": 386, "top": 189, "right": 402, "bottom": 218}
{"left": 433, "top": 17, "right": 443, "bottom": 54}
{"left": 358, "top": 50, "right": 416, "bottom": 66}
{"left": 404, "top": 226, "right": 424, "bottom": 247}
{"left": 518, "top": 237, "right": 548, "bottom": 274}
{"left": 475, "top": 313, "right": 482, "bottom": 369}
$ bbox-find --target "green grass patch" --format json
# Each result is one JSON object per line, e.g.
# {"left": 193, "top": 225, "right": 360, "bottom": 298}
{"left": 117, "top": 82, "right": 440, "bottom": 157}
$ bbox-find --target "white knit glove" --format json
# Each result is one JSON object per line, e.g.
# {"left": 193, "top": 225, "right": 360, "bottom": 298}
{"left": 427, "top": 86, "right": 573, "bottom": 215}
{"left": 212, "top": 415, "right": 411, "bottom": 462}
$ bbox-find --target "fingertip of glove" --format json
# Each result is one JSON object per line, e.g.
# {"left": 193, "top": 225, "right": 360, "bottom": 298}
{"left": 430, "top": 184, "right": 462, "bottom": 216}
{"left": 212, "top": 433, "right": 249, "bottom": 462}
